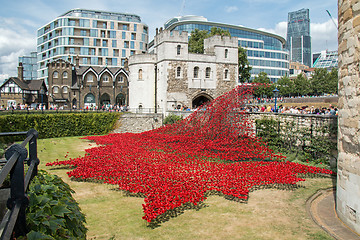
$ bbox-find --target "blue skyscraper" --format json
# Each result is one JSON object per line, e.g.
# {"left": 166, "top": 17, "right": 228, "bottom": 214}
{"left": 286, "top": 9, "right": 311, "bottom": 67}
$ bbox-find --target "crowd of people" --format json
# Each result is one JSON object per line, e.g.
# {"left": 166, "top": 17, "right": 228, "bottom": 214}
{"left": 245, "top": 104, "right": 338, "bottom": 115}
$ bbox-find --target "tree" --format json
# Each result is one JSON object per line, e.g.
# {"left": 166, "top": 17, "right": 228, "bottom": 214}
{"left": 276, "top": 76, "right": 294, "bottom": 97}
{"left": 294, "top": 74, "right": 310, "bottom": 96}
{"left": 238, "top": 46, "right": 252, "bottom": 83}
{"left": 188, "top": 29, "right": 209, "bottom": 54}
{"left": 188, "top": 27, "right": 231, "bottom": 54}
{"left": 252, "top": 72, "right": 274, "bottom": 97}
{"left": 327, "top": 68, "right": 338, "bottom": 94}
{"left": 310, "top": 68, "right": 328, "bottom": 95}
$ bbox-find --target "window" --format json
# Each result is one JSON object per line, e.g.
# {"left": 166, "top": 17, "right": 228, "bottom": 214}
{"left": 177, "top": 45, "right": 181, "bottom": 55}
{"left": 103, "top": 75, "right": 109, "bottom": 82}
{"left": 63, "top": 71, "right": 68, "bottom": 78}
{"left": 53, "top": 86, "right": 59, "bottom": 93}
{"left": 193, "top": 67, "right": 199, "bottom": 78}
{"left": 102, "top": 40, "right": 108, "bottom": 47}
{"left": 118, "top": 76, "right": 124, "bottom": 83}
{"left": 134, "top": 24, "right": 137, "bottom": 31}
{"left": 112, "top": 40, "right": 117, "bottom": 47}
{"left": 93, "top": 39, "right": 98, "bottom": 46}
{"left": 225, "top": 49, "right": 228, "bottom": 58}
{"left": 82, "top": 58, "right": 88, "bottom": 64}
{"left": 122, "top": 49, "right": 126, "bottom": 57}
{"left": 53, "top": 71, "right": 58, "bottom": 78}
{"left": 122, "top": 32, "right": 126, "bottom": 39}
{"left": 131, "top": 33, "right": 136, "bottom": 40}
{"left": 112, "top": 58, "right": 117, "bottom": 66}
{"left": 130, "top": 41, "right": 135, "bottom": 49}
{"left": 87, "top": 74, "right": 93, "bottom": 82}
{"left": 124, "top": 41, "right": 129, "bottom": 48}
{"left": 81, "top": 30, "right": 87, "bottom": 36}
{"left": 176, "top": 67, "right": 181, "bottom": 77}
{"left": 90, "top": 29, "right": 98, "bottom": 37}
{"left": 123, "top": 25, "right": 128, "bottom": 31}
{"left": 224, "top": 69, "right": 229, "bottom": 79}
{"left": 138, "top": 69, "right": 143, "bottom": 80}
{"left": 110, "top": 22, "right": 114, "bottom": 29}
{"left": 109, "top": 31, "right": 116, "bottom": 38}
{"left": 130, "top": 50, "right": 135, "bottom": 55}
{"left": 92, "top": 20, "right": 97, "bottom": 28}
{"left": 205, "top": 67, "right": 211, "bottom": 78}
{"left": 83, "top": 38, "right": 89, "bottom": 46}
{"left": 63, "top": 86, "right": 68, "bottom": 93}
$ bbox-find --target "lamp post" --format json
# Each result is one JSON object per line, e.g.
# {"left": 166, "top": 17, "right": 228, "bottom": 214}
{"left": 273, "top": 88, "right": 279, "bottom": 112}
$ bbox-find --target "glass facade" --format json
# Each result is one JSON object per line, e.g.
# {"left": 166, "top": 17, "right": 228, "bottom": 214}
{"left": 164, "top": 16, "right": 289, "bottom": 82}
{"left": 312, "top": 50, "right": 338, "bottom": 70}
{"left": 36, "top": 9, "right": 149, "bottom": 82}
{"left": 18, "top": 52, "right": 38, "bottom": 81}
{"left": 286, "top": 9, "right": 311, "bottom": 67}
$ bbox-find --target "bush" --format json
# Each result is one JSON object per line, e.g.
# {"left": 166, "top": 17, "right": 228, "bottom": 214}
{"left": 0, "top": 112, "right": 120, "bottom": 143}
{"left": 26, "top": 170, "right": 87, "bottom": 239}
{"left": 163, "top": 114, "right": 183, "bottom": 125}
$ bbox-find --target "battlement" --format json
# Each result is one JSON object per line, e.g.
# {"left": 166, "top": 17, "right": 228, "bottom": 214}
{"left": 204, "top": 35, "right": 238, "bottom": 49}
{"left": 154, "top": 29, "right": 189, "bottom": 45}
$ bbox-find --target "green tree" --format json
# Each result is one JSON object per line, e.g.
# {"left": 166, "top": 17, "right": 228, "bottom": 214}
{"left": 310, "top": 68, "right": 329, "bottom": 95}
{"left": 238, "top": 46, "right": 252, "bottom": 83}
{"left": 276, "top": 75, "right": 294, "bottom": 97}
{"left": 188, "top": 27, "right": 231, "bottom": 54}
{"left": 253, "top": 72, "right": 274, "bottom": 97}
{"left": 327, "top": 67, "right": 338, "bottom": 94}
{"left": 188, "top": 29, "right": 209, "bottom": 54}
{"left": 294, "top": 74, "right": 310, "bottom": 96}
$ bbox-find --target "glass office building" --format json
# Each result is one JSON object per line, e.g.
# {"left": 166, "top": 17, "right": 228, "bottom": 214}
{"left": 312, "top": 50, "right": 338, "bottom": 70}
{"left": 286, "top": 9, "right": 311, "bottom": 67}
{"left": 18, "top": 52, "right": 38, "bottom": 80}
{"left": 164, "top": 16, "right": 289, "bottom": 83}
{"left": 37, "top": 9, "right": 149, "bottom": 82}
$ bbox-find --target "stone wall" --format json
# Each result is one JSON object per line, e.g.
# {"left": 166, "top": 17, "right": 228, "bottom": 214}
{"left": 337, "top": 0, "right": 360, "bottom": 234}
{"left": 113, "top": 113, "right": 163, "bottom": 133}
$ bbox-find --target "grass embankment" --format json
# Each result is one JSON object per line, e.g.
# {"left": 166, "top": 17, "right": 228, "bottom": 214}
{"left": 38, "top": 136, "right": 334, "bottom": 240}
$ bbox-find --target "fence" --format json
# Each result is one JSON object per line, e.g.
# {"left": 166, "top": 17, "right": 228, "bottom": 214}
{"left": 0, "top": 129, "right": 39, "bottom": 240}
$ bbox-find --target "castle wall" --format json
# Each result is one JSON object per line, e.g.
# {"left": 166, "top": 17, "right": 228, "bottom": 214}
{"left": 337, "top": 0, "right": 360, "bottom": 234}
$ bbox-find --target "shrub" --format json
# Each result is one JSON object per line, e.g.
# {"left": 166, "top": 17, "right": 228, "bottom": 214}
{"left": 163, "top": 114, "right": 183, "bottom": 125}
{"left": 26, "top": 170, "right": 87, "bottom": 239}
{"left": 0, "top": 112, "right": 120, "bottom": 143}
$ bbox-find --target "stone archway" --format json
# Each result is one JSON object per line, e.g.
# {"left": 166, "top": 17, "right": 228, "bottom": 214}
{"left": 192, "top": 94, "right": 213, "bottom": 109}
{"left": 84, "top": 93, "right": 96, "bottom": 107}
{"left": 100, "top": 93, "right": 111, "bottom": 106}
{"left": 116, "top": 93, "right": 126, "bottom": 106}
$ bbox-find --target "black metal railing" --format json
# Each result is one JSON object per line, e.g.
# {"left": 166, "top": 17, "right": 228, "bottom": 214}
{"left": 0, "top": 129, "right": 39, "bottom": 240}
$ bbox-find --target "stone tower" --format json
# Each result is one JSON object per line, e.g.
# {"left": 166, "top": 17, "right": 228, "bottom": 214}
{"left": 337, "top": 0, "right": 360, "bottom": 234}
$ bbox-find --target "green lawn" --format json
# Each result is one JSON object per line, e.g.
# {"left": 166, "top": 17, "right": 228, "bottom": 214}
{"left": 38, "top": 136, "right": 334, "bottom": 240}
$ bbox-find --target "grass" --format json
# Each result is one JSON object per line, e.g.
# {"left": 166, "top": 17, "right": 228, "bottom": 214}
{"left": 38, "top": 136, "right": 334, "bottom": 240}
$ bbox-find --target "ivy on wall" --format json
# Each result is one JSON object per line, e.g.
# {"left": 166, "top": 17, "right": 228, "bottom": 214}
{"left": 255, "top": 116, "right": 337, "bottom": 165}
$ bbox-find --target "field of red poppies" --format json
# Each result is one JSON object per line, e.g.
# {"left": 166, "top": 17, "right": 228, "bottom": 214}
{"left": 47, "top": 86, "right": 333, "bottom": 226}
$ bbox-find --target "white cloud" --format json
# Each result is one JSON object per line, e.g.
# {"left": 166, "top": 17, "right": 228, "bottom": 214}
{"left": 257, "top": 19, "right": 338, "bottom": 53}
{"left": 0, "top": 17, "right": 36, "bottom": 79}
{"left": 225, "top": 6, "right": 239, "bottom": 13}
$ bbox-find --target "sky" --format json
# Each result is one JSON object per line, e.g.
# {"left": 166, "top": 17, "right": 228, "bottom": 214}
{"left": 0, "top": 0, "right": 338, "bottom": 82}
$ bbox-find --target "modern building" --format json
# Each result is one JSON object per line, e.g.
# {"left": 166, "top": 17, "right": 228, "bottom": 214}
{"left": 128, "top": 29, "right": 238, "bottom": 113}
{"left": 47, "top": 57, "right": 128, "bottom": 109}
{"left": 163, "top": 16, "right": 289, "bottom": 83}
{"left": 18, "top": 52, "right": 38, "bottom": 81}
{"left": 312, "top": 50, "right": 338, "bottom": 70}
{"left": 37, "top": 9, "right": 149, "bottom": 84}
{"left": 286, "top": 8, "right": 312, "bottom": 67}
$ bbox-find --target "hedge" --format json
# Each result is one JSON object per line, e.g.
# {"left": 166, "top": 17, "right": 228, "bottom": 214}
{"left": 0, "top": 112, "right": 120, "bottom": 143}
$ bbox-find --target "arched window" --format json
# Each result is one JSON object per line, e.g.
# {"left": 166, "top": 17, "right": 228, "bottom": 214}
{"left": 225, "top": 49, "right": 228, "bottom": 58}
{"left": 63, "top": 71, "right": 68, "bottom": 78}
{"left": 205, "top": 67, "right": 211, "bottom": 78}
{"left": 193, "top": 67, "right": 199, "bottom": 78}
{"left": 118, "top": 75, "right": 124, "bottom": 83}
{"left": 138, "top": 69, "right": 143, "bottom": 80}
{"left": 176, "top": 67, "right": 181, "bottom": 77}
{"left": 53, "top": 71, "right": 58, "bottom": 78}
{"left": 53, "top": 86, "right": 59, "bottom": 94}
{"left": 177, "top": 45, "right": 181, "bottom": 55}
{"left": 63, "top": 86, "right": 68, "bottom": 93}
{"left": 224, "top": 69, "right": 229, "bottom": 79}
